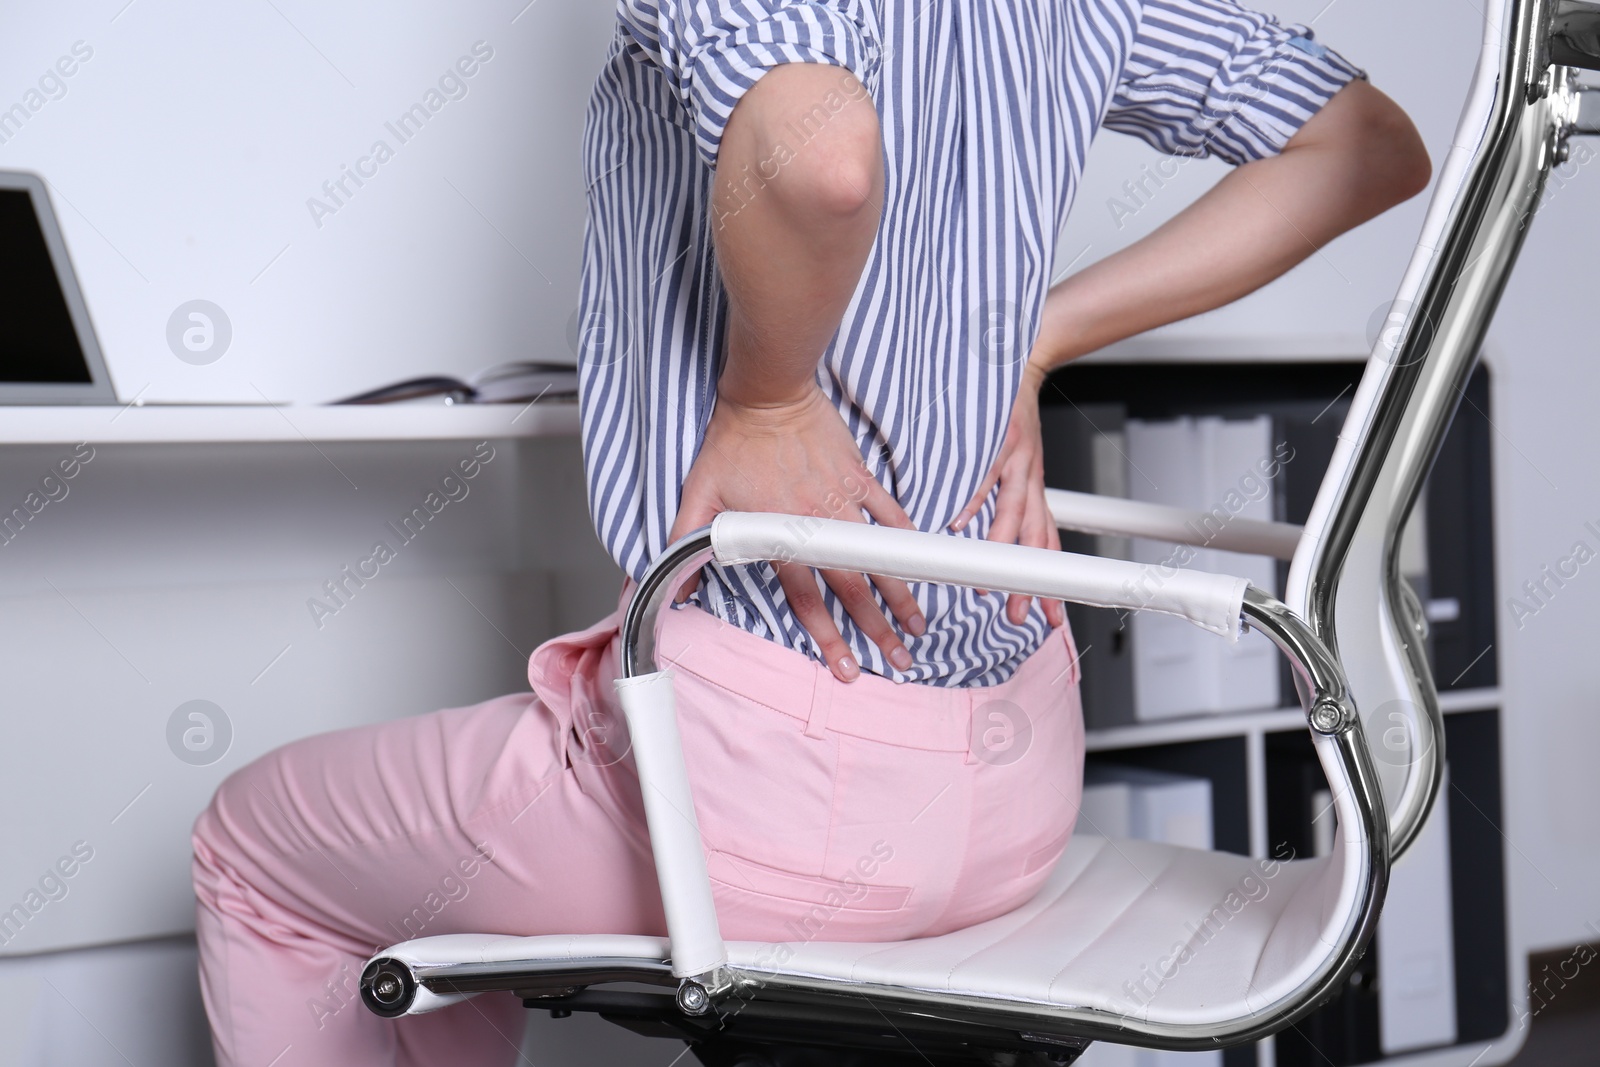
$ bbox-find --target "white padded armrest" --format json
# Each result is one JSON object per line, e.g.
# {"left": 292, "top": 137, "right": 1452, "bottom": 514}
{"left": 1046, "top": 488, "right": 1302, "bottom": 561}
{"left": 711, "top": 512, "right": 1250, "bottom": 640}
{"left": 614, "top": 672, "right": 727, "bottom": 979}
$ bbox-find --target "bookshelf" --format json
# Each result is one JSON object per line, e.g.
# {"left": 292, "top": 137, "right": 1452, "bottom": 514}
{"left": 1042, "top": 360, "right": 1508, "bottom": 1067}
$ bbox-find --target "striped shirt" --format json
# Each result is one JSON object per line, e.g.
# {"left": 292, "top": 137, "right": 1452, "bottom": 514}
{"left": 577, "top": 0, "right": 1361, "bottom": 687}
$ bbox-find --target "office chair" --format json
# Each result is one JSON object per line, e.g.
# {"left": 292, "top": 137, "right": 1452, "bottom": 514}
{"left": 359, "top": 0, "right": 1598, "bottom": 1060}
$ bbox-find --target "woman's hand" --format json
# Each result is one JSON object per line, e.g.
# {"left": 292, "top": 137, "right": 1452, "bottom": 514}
{"left": 667, "top": 387, "right": 926, "bottom": 682}
{"left": 949, "top": 361, "right": 1066, "bottom": 629}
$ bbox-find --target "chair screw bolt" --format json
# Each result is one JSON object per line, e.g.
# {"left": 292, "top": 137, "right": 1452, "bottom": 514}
{"left": 1309, "top": 700, "right": 1347, "bottom": 734}
{"left": 677, "top": 980, "right": 711, "bottom": 1015}
{"left": 372, "top": 973, "right": 403, "bottom": 1005}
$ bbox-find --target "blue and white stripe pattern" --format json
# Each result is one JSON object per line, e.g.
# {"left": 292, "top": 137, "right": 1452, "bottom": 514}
{"left": 577, "top": 0, "right": 1361, "bottom": 687}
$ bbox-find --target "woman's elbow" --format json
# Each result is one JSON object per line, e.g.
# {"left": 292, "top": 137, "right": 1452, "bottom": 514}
{"left": 1295, "top": 79, "right": 1433, "bottom": 218}
{"left": 719, "top": 63, "right": 884, "bottom": 223}
{"left": 1341, "top": 81, "right": 1433, "bottom": 212}
{"left": 1364, "top": 91, "right": 1433, "bottom": 208}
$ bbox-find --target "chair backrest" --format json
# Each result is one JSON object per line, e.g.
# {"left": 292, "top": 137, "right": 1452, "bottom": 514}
{"left": 1286, "top": 0, "right": 1567, "bottom": 861}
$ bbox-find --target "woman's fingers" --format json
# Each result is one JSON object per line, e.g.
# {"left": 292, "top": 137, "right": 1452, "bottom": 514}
{"left": 856, "top": 483, "right": 927, "bottom": 637}
{"left": 790, "top": 484, "right": 924, "bottom": 676}
{"left": 1006, "top": 469, "right": 1066, "bottom": 626}
{"left": 870, "top": 572, "right": 926, "bottom": 638}
{"left": 979, "top": 450, "right": 1032, "bottom": 601}
{"left": 950, "top": 453, "right": 1004, "bottom": 532}
{"left": 823, "top": 569, "right": 915, "bottom": 673}
{"left": 777, "top": 562, "right": 859, "bottom": 682}
{"left": 1040, "top": 493, "right": 1066, "bottom": 628}
{"left": 858, "top": 472, "right": 916, "bottom": 530}
{"left": 982, "top": 445, "right": 1069, "bottom": 627}
{"left": 986, "top": 451, "right": 1031, "bottom": 549}
{"left": 1001, "top": 458, "right": 1039, "bottom": 623}
{"left": 664, "top": 487, "right": 719, "bottom": 602}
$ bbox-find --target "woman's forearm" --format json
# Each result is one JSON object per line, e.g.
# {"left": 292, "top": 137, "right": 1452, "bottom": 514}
{"left": 711, "top": 64, "right": 885, "bottom": 410}
{"left": 1029, "top": 80, "right": 1431, "bottom": 374}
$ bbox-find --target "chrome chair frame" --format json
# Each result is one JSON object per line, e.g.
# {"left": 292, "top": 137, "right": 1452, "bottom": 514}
{"left": 360, "top": 0, "right": 1591, "bottom": 1060}
{"left": 603, "top": 526, "right": 1377, "bottom": 1053}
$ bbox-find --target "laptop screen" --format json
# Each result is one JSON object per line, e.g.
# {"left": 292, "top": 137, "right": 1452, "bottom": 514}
{"left": 0, "top": 187, "right": 92, "bottom": 384}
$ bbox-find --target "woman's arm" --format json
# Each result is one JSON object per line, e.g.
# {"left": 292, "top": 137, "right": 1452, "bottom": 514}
{"left": 667, "top": 63, "right": 925, "bottom": 683}
{"left": 709, "top": 63, "right": 882, "bottom": 409}
{"left": 1028, "top": 79, "right": 1431, "bottom": 381}
{"left": 958, "top": 80, "right": 1431, "bottom": 625}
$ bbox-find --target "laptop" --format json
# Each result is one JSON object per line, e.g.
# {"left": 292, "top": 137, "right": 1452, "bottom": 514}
{"left": 0, "top": 170, "right": 116, "bottom": 404}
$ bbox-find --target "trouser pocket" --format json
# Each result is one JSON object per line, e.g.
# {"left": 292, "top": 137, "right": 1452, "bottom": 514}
{"left": 705, "top": 846, "right": 915, "bottom": 942}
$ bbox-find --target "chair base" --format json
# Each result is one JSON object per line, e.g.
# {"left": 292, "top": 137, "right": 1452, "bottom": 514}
{"left": 530, "top": 987, "right": 1089, "bottom": 1066}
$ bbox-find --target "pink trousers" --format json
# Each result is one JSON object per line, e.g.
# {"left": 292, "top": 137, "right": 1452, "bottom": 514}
{"left": 192, "top": 597, "right": 1085, "bottom": 1066}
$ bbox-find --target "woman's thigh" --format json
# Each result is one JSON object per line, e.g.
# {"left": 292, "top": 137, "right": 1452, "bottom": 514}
{"left": 192, "top": 689, "right": 666, "bottom": 960}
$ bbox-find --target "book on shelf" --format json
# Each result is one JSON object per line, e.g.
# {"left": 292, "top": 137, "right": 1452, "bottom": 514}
{"left": 332, "top": 361, "right": 578, "bottom": 405}
{"left": 1040, "top": 402, "right": 1137, "bottom": 731}
{"left": 1125, "top": 415, "right": 1281, "bottom": 721}
{"left": 1078, "top": 764, "right": 1214, "bottom": 851}
{"left": 1377, "top": 767, "right": 1459, "bottom": 1054}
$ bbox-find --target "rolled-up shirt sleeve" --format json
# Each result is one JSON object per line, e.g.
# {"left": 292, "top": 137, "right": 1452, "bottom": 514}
{"left": 619, "top": 0, "right": 883, "bottom": 169}
{"left": 1103, "top": 0, "right": 1366, "bottom": 165}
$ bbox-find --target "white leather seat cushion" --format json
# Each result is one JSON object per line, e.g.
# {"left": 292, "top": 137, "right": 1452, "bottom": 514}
{"left": 383, "top": 836, "right": 1341, "bottom": 1028}
{"left": 732, "top": 836, "right": 1334, "bottom": 1025}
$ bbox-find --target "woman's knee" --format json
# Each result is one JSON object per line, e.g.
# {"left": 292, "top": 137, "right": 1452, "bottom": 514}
{"left": 190, "top": 741, "right": 288, "bottom": 878}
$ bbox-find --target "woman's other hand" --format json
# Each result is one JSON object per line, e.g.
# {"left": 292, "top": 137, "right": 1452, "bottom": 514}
{"left": 949, "top": 360, "right": 1066, "bottom": 629}
{"left": 667, "top": 387, "right": 927, "bottom": 682}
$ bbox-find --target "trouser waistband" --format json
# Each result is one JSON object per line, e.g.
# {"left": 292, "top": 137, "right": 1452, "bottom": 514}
{"left": 652, "top": 603, "right": 1080, "bottom": 754}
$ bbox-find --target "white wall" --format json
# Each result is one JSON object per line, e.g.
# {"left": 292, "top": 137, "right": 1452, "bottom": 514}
{"left": 0, "top": 0, "right": 615, "bottom": 403}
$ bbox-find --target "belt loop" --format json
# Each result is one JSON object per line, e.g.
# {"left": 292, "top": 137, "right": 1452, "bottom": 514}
{"left": 1058, "top": 621, "right": 1083, "bottom": 686}
{"left": 804, "top": 661, "right": 833, "bottom": 740}
{"left": 960, "top": 687, "right": 977, "bottom": 765}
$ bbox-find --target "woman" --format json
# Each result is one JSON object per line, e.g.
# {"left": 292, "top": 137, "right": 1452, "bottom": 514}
{"left": 191, "top": 0, "right": 1429, "bottom": 1062}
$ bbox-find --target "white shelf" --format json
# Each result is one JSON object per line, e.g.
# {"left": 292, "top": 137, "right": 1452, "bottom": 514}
{"left": 1084, "top": 687, "right": 1501, "bottom": 752}
{"left": 1075, "top": 335, "right": 1367, "bottom": 365}
{"left": 1436, "top": 687, "right": 1502, "bottom": 713}
{"left": 0, "top": 399, "right": 580, "bottom": 444}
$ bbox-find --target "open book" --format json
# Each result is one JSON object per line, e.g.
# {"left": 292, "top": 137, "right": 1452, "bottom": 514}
{"left": 332, "top": 361, "right": 578, "bottom": 405}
